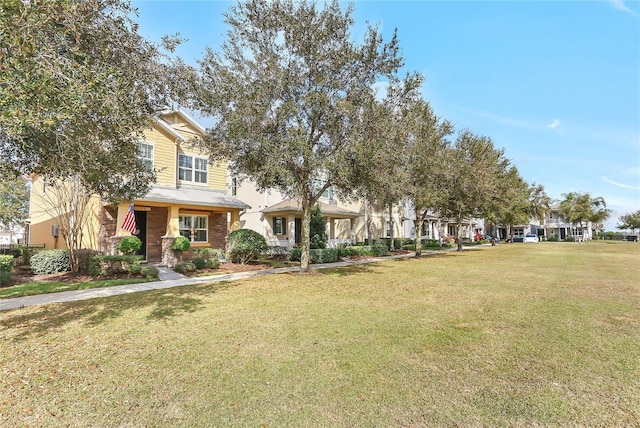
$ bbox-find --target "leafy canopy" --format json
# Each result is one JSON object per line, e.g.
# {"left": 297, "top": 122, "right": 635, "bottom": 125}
{"left": 0, "top": 0, "right": 181, "bottom": 201}
{"left": 194, "top": 0, "right": 403, "bottom": 269}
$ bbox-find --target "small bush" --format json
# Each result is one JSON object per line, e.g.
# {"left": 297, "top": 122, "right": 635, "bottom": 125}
{"left": 31, "top": 249, "right": 70, "bottom": 275}
{"left": 193, "top": 247, "right": 223, "bottom": 260}
{"left": 192, "top": 257, "right": 206, "bottom": 270}
{"left": 564, "top": 236, "right": 575, "bottom": 242}
{"left": 227, "top": 229, "right": 268, "bottom": 264}
{"left": 0, "top": 271, "right": 10, "bottom": 286}
{"left": 205, "top": 258, "right": 220, "bottom": 269}
{"left": 289, "top": 247, "right": 302, "bottom": 262}
{"left": 309, "top": 248, "right": 339, "bottom": 263}
{"left": 75, "top": 249, "right": 101, "bottom": 274}
{"left": 174, "top": 262, "right": 196, "bottom": 273}
{"left": 267, "top": 245, "right": 290, "bottom": 259}
{"left": 0, "top": 255, "right": 14, "bottom": 272}
{"left": 141, "top": 265, "right": 160, "bottom": 279}
{"left": 337, "top": 245, "right": 358, "bottom": 258}
{"left": 118, "top": 236, "right": 142, "bottom": 255}
{"left": 89, "top": 255, "right": 143, "bottom": 276}
{"left": 548, "top": 236, "right": 559, "bottom": 242}
{"left": 171, "top": 236, "right": 191, "bottom": 252}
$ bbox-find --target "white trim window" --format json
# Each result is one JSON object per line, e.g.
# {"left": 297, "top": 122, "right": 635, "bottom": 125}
{"left": 273, "top": 216, "right": 285, "bottom": 235}
{"left": 179, "top": 215, "right": 208, "bottom": 242}
{"left": 179, "top": 154, "right": 208, "bottom": 184}
{"left": 137, "top": 142, "right": 154, "bottom": 170}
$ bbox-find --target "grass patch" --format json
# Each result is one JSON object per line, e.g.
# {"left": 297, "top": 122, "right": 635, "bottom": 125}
{"left": 0, "top": 242, "right": 638, "bottom": 426}
{"left": 0, "top": 278, "right": 153, "bottom": 299}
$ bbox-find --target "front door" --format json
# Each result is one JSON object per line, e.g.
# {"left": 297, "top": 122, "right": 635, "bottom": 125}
{"left": 294, "top": 218, "right": 302, "bottom": 245}
{"left": 134, "top": 211, "right": 147, "bottom": 260}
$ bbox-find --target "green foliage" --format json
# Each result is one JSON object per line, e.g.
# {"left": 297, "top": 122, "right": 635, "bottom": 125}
{"left": 0, "top": 271, "right": 10, "bottom": 286}
{"left": 0, "top": 255, "right": 14, "bottom": 272}
{"left": 337, "top": 244, "right": 389, "bottom": 258}
{"left": 30, "top": 250, "right": 71, "bottom": 275}
{"left": 227, "top": 229, "right": 268, "bottom": 264}
{"left": 289, "top": 247, "right": 302, "bottom": 262}
{"left": 193, "top": 247, "right": 223, "bottom": 260}
{"left": 0, "top": 0, "right": 177, "bottom": 201}
{"left": 204, "top": 258, "right": 220, "bottom": 269}
{"left": 0, "top": 175, "right": 29, "bottom": 228}
{"left": 74, "top": 249, "right": 101, "bottom": 274}
{"left": 617, "top": 209, "right": 640, "bottom": 232}
{"left": 195, "top": 0, "right": 404, "bottom": 270}
{"left": 559, "top": 192, "right": 609, "bottom": 228}
{"left": 88, "top": 255, "right": 143, "bottom": 276}
{"left": 267, "top": 246, "right": 291, "bottom": 259}
{"left": 118, "top": 236, "right": 142, "bottom": 255}
{"left": 309, "top": 248, "right": 339, "bottom": 264}
{"left": 140, "top": 265, "right": 160, "bottom": 279}
{"left": 309, "top": 204, "right": 327, "bottom": 249}
{"left": 548, "top": 236, "right": 559, "bottom": 242}
{"left": 192, "top": 257, "right": 206, "bottom": 270}
{"left": 171, "top": 236, "right": 191, "bottom": 253}
{"left": 174, "top": 262, "right": 196, "bottom": 274}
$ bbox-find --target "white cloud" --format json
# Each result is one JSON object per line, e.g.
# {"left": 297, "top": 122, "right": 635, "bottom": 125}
{"left": 548, "top": 119, "right": 560, "bottom": 129}
{"left": 602, "top": 176, "right": 640, "bottom": 191}
{"left": 610, "top": 0, "right": 640, "bottom": 17}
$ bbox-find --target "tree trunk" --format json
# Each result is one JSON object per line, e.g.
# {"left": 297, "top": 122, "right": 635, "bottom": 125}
{"left": 300, "top": 199, "right": 312, "bottom": 272}
{"left": 388, "top": 204, "right": 395, "bottom": 251}
{"left": 414, "top": 207, "right": 422, "bottom": 257}
{"left": 456, "top": 220, "right": 463, "bottom": 251}
{"left": 365, "top": 199, "right": 373, "bottom": 243}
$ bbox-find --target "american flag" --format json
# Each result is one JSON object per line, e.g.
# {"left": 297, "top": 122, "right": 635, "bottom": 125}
{"left": 121, "top": 203, "right": 138, "bottom": 235}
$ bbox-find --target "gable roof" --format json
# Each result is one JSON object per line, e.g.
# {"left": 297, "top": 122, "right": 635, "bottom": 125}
{"left": 139, "top": 186, "right": 250, "bottom": 210}
{"left": 261, "top": 198, "right": 361, "bottom": 219}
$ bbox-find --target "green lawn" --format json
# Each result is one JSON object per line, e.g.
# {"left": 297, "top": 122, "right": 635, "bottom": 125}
{"left": 1, "top": 242, "right": 638, "bottom": 426}
{"left": 0, "top": 277, "right": 153, "bottom": 299}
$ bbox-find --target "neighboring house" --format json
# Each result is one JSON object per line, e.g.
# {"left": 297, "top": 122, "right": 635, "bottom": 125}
{"left": 542, "top": 204, "right": 599, "bottom": 241}
{"left": 0, "top": 224, "right": 24, "bottom": 246}
{"left": 233, "top": 180, "right": 364, "bottom": 248}
{"left": 28, "top": 110, "right": 249, "bottom": 266}
{"left": 400, "top": 202, "right": 485, "bottom": 242}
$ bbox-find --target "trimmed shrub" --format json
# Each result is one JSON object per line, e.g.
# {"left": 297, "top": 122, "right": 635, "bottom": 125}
{"left": 289, "top": 247, "right": 302, "bottom": 262}
{"left": 88, "top": 255, "right": 143, "bottom": 276}
{"left": 204, "top": 258, "right": 220, "bottom": 269}
{"left": 309, "top": 248, "right": 339, "bottom": 263}
{"left": 75, "top": 249, "right": 101, "bottom": 274}
{"left": 337, "top": 245, "right": 358, "bottom": 258}
{"left": 174, "top": 262, "right": 196, "bottom": 273}
{"left": 171, "top": 236, "right": 191, "bottom": 252}
{"left": 192, "top": 257, "right": 206, "bottom": 270}
{"left": 227, "top": 229, "right": 268, "bottom": 264}
{"left": 31, "top": 249, "right": 70, "bottom": 275}
{"left": 0, "top": 255, "right": 14, "bottom": 272}
{"left": 267, "top": 245, "right": 290, "bottom": 259}
{"left": 141, "top": 265, "right": 160, "bottom": 279}
{"left": 0, "top": 271, "right": 10, "bottom": 286}
{"left": 118, "top": 236, "right": 142, "bottom": 255}
{"left": 194, "top": 247, "right": 223, "bottom": 260}
{"left": 548, "top": 236, "right": 559, "bottom": 242}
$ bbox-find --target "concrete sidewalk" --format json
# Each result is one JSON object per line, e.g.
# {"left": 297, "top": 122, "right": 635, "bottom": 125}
{"left": 0, "top": 253, "right": 416, "bottom": 312}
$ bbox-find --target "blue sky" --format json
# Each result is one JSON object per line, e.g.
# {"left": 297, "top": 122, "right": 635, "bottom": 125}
{"left": 133, "top": 0, "right": 640, "bottom": 230}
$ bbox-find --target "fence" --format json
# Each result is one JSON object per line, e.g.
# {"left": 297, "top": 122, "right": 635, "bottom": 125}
{"left": 0, "top": 243, "right": 45, "bottom": 255}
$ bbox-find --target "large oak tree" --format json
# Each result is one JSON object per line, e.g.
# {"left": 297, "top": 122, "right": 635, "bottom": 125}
{"left": 194, "top": 0, "right": 403, "bottom": 270}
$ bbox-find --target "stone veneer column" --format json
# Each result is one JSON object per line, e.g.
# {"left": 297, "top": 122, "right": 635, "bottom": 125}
{"left": 110, "top": 236, "right": 125, "bottom": 255}
{"left": 161, "top": 236, "right": 178, "bottom": 268}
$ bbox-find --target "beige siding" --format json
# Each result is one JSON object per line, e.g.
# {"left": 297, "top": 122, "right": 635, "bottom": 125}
{"left": 143, "top": 127, "right": 177, "bottom": 187}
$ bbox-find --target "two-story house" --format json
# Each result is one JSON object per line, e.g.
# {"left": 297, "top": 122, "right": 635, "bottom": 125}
{"left": 233, "top": 180, "right": 364, "bottom": 248}
{"left": 28, "top": 110, "right": 249, "bottom": 266}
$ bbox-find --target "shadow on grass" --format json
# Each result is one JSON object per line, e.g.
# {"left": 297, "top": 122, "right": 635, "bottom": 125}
{"left": 0, "top": 281, "right": 238, "bottom": 340}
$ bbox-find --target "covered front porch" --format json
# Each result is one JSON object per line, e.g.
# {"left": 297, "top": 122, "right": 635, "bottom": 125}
{"left": 107, "top": 186, "right": 250, "bottom": 266}
{"left": 260, "top": 199, "right": 361, "bottom": 248}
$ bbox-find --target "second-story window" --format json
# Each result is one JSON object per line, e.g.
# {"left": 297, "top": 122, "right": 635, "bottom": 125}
{"left": 137, "top": 142, "right": 154, "bottom": 170}
{"left": 179, "top": 154, "right": 208, "bottom": 184}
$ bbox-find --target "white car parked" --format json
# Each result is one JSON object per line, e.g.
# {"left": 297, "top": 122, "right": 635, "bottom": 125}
{"left": 523, "top": 233, "right": 539, "bottom": 243}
